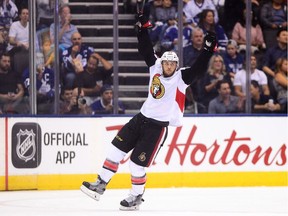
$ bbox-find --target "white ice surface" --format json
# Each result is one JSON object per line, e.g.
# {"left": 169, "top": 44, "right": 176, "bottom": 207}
{"left": 0, "top": 187, "right": 287, "bottom": 216}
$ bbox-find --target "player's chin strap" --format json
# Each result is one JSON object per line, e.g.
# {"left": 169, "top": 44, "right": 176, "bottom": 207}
{"left": 152, "top": 126, "right": 168, "bottom": 164}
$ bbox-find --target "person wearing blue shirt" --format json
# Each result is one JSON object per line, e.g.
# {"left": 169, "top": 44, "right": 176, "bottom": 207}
{"left": 49, "top": 5, "right": 78, "bottom": 51}
{"left": 61, "top": 32, "right": 95, "bottom": 88}
{"left": 160, "top": 14, "right": 193, "bottom": 52}
{"left": 222, "top": 39, "right": 244, "bottom": 80}
{"left": 22, "top": 66, "right": 54, "bottom": 114}
{"left": 90, "top": 84, "right": 125, "bottom": 114}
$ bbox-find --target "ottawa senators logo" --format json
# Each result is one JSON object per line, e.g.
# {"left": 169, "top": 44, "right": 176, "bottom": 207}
{"left": 150, "top": 74, "right": 165, "bottom": 99}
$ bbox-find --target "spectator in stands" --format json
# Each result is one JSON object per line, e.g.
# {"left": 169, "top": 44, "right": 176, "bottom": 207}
{"left": 36, "top": 0, "right": 69, "bottom": 30}
{"left": 273, "top": 57, "right": 287, "bottom": 113}
{"left": 183, "top": 27, "right": 204, "bottom": 67}
{"left": 197, "top": 9, "right": 228, "bottom": 51}
{"left": 183, "top": 27, "right": 204, "bottom": 110}
{"left": 222, "top": 39, "right": 244, "bottom": 80}
{"left": 262, "top": 29, "right": 287, "bottom": 79}
{"left": 260, "top": 0, "right": 287, "bottom": 49}
{"left": 39, "top": 33, "right": 54, "bottom": 68}
{"left": 36, "top": 0, "right": 55, "bottom": 30}
{"left": 160, "top": 13, "right": 193, "bottom": 52}
{"left": 250, "top": 0, "right": 263, "bottom": 26}
{"left": 222, "top": 0, "right": 245, "bottom": 38}
{"left": 62, "top": 87, "right": 92, "bottom": 115}
{"left": 183, "top": 0, "right": 219, "bottom": 27}
{"left": 232, "top": 8, "right": 266, "bottom": 55}
{"left": 7, "top": 7, "right": 28, "bottom": 52}
{"left": 0, "top": 52, "right": 26, "bottom": 114}
{"left": 262, "top": 29, "right": 287, "bottom": 99}
{"left": 61, "top": 31, "right": 94, "bottom": 88}
{"left": 208, "top": 80, "right": 244, "bottom": 114}
{"left": 22, "top": 66, "right": 55, "bottom": 114}
{"left": 234, "top": 55, "right": 270, "bottom": 98}
{"left": 151, "top": 0, "right": 176, "bottom": 24}
{"left": 59, "top": 86, "right": 73, "bottom": 114}
{"left": 50, "top": 4, "right": 78, "bottom": 50}
{"left": 74, "top": 53, "right": 113, "bottom": 106}
{"left": 147, "top": 0, "right": 163, "bottom": 22}
{"left": 0, "top": 0, "right": 18, "bottom": 29}
{"left": 250, "top": 80, "right": 281, "bottom": 113}
{"left": 91, "top": 84, "right": 125, "bottom": 115}
{"left": 211, "top": 0, "right": 225, "bottom": 26}
{"left": 199, "top": 54, "right": 232, "bottom": 111}
{"left": 0, "top": 26, "right": 8, "bottom": 55}
{"left": 148, "top": 0, "right": 176, "bottom": 53}
{"left": 35, "top": 30, "right": 55, "bottom": 71}
{"left": 7, "top": 7, "right": 29, "bottom": 76}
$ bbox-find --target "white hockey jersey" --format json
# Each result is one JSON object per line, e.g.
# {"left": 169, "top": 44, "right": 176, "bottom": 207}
{"left": 140, "top": 59, "right": 188, "bottom": 127}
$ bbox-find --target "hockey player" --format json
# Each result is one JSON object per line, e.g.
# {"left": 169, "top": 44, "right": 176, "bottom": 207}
{"left": 80, "top": 13, "right": 217, "bottom": 211}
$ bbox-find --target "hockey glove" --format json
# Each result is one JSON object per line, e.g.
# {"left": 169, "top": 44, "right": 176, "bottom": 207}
{"left": 203, "top": 31, "right": 217, "bottom": 53}
{"left": 137, "top": 13, "right": 152, "bottom": 29}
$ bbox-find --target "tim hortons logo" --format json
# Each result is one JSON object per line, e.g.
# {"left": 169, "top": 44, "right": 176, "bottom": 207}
{"left": 16, "top": 129, "right": 36, "bottom": 162}
{"left": 107, "top": 125, "right": 286, "bottom": 166}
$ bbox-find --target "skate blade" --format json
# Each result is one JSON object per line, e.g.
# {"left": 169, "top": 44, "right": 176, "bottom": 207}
{"left": 119, "top": 205, "right": 140, "bottom": 211}
{"left": 80, "top": 185, "right": 101, "bottom": 201}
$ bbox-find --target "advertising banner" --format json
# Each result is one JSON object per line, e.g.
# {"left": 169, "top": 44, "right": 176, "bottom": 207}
{"left": 0, "top": 116, "right": 287, "bottom": 190}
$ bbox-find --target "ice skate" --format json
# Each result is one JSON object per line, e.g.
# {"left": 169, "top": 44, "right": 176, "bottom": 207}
{"left": 80, "top": 176, "right": 107, "bottom": 201}
{"left": 119, "top": 193, "right": 144, "bottom": 211}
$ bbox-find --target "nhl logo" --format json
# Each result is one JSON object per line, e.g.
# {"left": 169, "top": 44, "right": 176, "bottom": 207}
{"left": 16, "top": 129, "right": 36, "bottom": 162}
{"left": 12, "top": 122, "right": 41, "bottom": 168}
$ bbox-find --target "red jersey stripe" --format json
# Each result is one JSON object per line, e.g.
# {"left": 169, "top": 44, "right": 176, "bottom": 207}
{"left": 175, "top": 87, "right": 185, "bottom": 112}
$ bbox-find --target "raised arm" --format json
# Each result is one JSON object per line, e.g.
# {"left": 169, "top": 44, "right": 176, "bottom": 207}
{"left": 136, "top": 13, "right": 157, "bottom": 67}
{"left": 181, "top": 31, "right": 217, "bottom": 85}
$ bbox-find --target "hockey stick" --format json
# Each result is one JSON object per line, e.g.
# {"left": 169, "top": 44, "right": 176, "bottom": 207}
{"left": 152, "top": 126, "right": 168, "bottom": 164}
{"left": 136, "top": 0, "right": 146, "bottom": 14}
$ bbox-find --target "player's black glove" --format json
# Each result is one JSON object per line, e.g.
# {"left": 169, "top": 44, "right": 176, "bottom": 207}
{"left": 203, "top": 31, "right": 217, "bottom": 53}
{"left": 137, "top": 12, "right": 152, "bottom": 29}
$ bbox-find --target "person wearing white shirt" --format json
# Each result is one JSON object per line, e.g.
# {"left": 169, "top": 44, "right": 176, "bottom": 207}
{"left": 234, "top": 55, "right": 270, "bottom": 98}
{"left": 7, "top": 7, "right": 29, "bottom": 75}
{"left": 7, "top": 7, "right": 28, "bottom": 52}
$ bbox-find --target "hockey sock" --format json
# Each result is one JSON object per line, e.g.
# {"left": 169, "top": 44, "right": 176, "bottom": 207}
{"left": 99, "top": 144, "right": 126, "bottom": 183}
{"left": 129, "top": 160, "right": 146, "bottom": 196}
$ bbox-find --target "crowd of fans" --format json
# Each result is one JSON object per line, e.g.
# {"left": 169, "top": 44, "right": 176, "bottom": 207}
{"left": 0, "top": 0, "right": 118, "bottom": 115}
{"left": 0, "top": 0, "right": 287, "bottom": 115}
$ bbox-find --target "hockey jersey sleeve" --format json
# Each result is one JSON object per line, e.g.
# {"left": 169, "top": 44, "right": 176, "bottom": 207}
{"left": 181, "top": 31, "right": 216, "bottom": 85}
{"left": 181, "top": 50, "right": 213, "bottom": 85}
{"left": 137, "top": 29, "right": 157, "bottom": 68}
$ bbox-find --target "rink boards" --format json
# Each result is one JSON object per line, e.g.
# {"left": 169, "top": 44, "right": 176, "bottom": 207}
{"left": 0, "top": 116, "right": 287, "bottom": 190}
